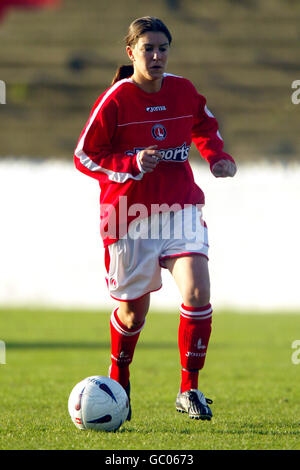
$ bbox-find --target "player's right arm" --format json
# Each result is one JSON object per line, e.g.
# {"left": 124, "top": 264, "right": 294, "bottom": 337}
{"left": 136, "top": 145, "right": 162, "bottom": 173}
{"left": 74, "top": 95, "right": 145, "bottom": 184}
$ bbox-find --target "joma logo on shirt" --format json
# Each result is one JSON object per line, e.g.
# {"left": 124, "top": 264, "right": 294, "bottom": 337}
{"left": 126, "top": 142, "right": 190, "bottom": 162}
{"left": 146, "top": 106, "right": 166, "bottom": 112}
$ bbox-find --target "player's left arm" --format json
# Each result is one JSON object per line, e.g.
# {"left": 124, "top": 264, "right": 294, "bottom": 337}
{"left": 191, "top": 93, "right": 237, "bottom": 178}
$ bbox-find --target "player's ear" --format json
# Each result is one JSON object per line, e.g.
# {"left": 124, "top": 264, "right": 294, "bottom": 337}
{"left": 126, "top": 45, "right": 135, "bottom": 62}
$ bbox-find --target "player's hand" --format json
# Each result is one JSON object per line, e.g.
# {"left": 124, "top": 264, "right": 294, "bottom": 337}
{"left": 211, "top": 159, "right": 237, "bottom": 178}
{"left": 137, "top": 145, "right": 163, "bottom": 173}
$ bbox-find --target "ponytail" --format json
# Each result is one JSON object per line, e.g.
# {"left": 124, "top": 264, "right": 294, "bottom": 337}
{"left": 111, "top": 64, "right": 134, "bottom": 85}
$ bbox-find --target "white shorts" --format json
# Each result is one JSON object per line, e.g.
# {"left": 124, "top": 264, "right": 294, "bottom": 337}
{"left": 104, "top": 205, "right": 209, "bottom": 301}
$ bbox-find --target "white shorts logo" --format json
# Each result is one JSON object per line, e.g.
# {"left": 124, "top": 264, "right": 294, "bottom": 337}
{"left": 109, "top": 278, "right": 117, "bottom": 289}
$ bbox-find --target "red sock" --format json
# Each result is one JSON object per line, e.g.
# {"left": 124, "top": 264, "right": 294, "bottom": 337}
{"left": 178, "top": 303, "right": 213, "bottom": 393}
{"left": 109, "top": 307, "right": 145, "bottom": 389}
{"left": 181, "top": 368, "right": 199, "bottom": 392}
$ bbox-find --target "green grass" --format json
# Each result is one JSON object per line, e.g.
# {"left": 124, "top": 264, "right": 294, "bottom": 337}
{"left": 1, "top": 307, "right": 300, "bottom": 450}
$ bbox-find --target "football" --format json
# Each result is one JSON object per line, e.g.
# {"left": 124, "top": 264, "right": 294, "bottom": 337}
{"left": 68, "top": 375, "right": 129, "bottom": 432}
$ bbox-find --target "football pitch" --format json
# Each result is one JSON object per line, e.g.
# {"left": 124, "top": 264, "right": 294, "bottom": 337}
{"left": 1, "top": 307, "right": 300, "bottom": 450}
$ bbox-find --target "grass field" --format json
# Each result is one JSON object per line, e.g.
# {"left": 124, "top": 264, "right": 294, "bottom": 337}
{"left": 1, "top": 307, "right": 300, "bottom": 450}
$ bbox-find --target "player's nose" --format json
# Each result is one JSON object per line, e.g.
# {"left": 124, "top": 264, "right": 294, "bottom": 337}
{"left": 153, "top": 49, "right": 162, "bottom": 60}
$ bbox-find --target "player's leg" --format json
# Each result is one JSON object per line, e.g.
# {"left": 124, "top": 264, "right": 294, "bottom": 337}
{"left": 167, "top": 252, "right": 210, "bottom": 303}
{"left": 118, "top": 294, "right": 150, "bottom": 329}
{"left": 109, "top": 293, "right": 150, "bottom": 388}
{"left": 105, "top": 230, "right": 162, "bottom": 420}
{"left": 164, "top": 254, "right": 213, "bottom": 419}
{"left": 109, "top": 294, "right": 150, "bottom": 421}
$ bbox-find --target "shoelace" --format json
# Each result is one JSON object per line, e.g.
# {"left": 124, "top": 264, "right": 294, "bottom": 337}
{"left": 187, "top": 391, "right": 213, "bottom": 405}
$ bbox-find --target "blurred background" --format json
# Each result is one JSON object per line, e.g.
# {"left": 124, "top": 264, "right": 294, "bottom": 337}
{"left": 0, "top": 0, "right": 300, "bottom": 311}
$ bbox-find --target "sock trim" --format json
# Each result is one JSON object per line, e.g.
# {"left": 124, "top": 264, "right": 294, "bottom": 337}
{"left": 180, "top": 303, "right": 212, "bottom": 320}
{"left": 110, "top": 308, "right": 145, "bottom": 336}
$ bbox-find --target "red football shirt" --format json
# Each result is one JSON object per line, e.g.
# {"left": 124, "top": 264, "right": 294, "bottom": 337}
{"left": 74, "top": 73, "right": 235, "bottom": 246}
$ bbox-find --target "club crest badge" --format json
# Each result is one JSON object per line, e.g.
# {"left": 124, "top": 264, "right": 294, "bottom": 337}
{"left": 151, "top": 123, "right": 167, "bottom": 141}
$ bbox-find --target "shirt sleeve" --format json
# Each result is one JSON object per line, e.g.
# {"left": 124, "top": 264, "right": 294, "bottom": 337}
{"left": 192, "top": 92, "right": 235, "bottom": 172}
{"left": 74, "top": 94, "right": 143, "bottom": 184}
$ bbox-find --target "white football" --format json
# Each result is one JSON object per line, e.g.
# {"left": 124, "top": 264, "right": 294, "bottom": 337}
{"left": 68, "top": 375, "right": 129, "bottom": 432}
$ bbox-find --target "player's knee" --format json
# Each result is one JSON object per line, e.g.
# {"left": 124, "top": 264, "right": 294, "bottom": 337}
{"left": 118, "top": 295, "right": 149, "bottom": 330}
{"left": 183, "top": 283, "right": 210, "bottom": 307}
{"left": 127, "top": 317, "right": 145, "bottom": 330}
{"left": 121, "top": 311, "right": 147, "bottom": 330}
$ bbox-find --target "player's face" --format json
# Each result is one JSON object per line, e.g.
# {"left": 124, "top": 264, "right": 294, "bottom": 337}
{"left": 127, "top": 31, "right": 170, "bottom": 84}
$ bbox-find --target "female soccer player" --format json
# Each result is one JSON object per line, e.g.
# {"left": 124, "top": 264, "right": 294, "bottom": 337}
{"left": 74, "top": 16, "right": 236, "bottom": 421}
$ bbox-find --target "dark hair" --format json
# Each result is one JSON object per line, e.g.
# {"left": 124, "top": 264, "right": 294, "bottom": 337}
{"left": 111, "top": 16, "right": 172, "bottom": 85}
